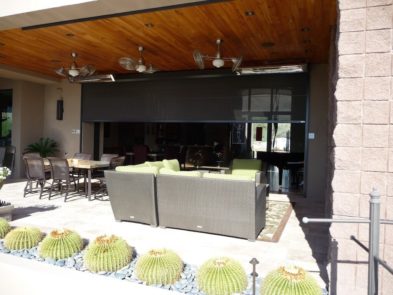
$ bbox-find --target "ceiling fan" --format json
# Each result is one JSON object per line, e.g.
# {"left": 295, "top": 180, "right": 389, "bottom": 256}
{"left": 118, "top": 46, "right": 158, "bottom": 74}
{"left": 55, "top": 52, "right": 97, "bottom": 82}
{"left": 193, "top": 39, "right": 242, "bottom": 72}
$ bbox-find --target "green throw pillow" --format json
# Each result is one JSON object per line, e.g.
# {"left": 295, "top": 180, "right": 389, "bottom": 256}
{"left": 145, "top": 161, "right": 165, "bottom": 169}
{"left": 231, "top": 169, "right": 258, "bottom": 180}
{"left": 163, "top": 159, "right": 180, "bottom": 171}
{"left": 232, "top": 159, "right": 261, "bottom": 170}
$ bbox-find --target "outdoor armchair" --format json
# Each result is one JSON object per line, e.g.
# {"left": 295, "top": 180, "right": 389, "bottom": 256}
{"left": 105, "top": 169, "right": 158, "bottom": 226}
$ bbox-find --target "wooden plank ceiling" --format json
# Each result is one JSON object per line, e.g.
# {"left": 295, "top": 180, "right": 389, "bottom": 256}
{"left": 0, "top": 0, "right": 337, "bottom": 78}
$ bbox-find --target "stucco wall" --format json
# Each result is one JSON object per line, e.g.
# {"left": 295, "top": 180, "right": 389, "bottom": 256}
{"left": 0, "top": 78, "right": 45, "bottom": 177}
{"left": 331, "top": 1, "right": 393, "bottom": 294}
{"left": 307, "top": 64, "right": 329, "bottom": 200}
{"left": 43, "top": 81, "right": 81, "bottom": 158}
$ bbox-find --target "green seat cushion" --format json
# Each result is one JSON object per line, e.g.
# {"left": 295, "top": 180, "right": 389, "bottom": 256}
{"left": 115, "top": 166, "right": 158, "bottom": 175}
{"left": 203, "top": 173, "right": 254, "bottom": 181}
{"left": 160, "top": 168, "right": 201, "bottom": 177}
{"left": 232, "top": 159, "right": 261, "bottom": 170}
{"left": 163, "top": 159, "right": 180, "bottom": 171}
{"left": 145, "top": 161, "right": 165, "bottom": 169}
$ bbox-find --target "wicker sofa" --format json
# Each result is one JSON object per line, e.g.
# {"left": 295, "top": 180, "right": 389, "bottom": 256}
{"left": 156, "top": 173, "right": 267, "bottom": 241}
{"left": 105, "top": 160, "right": 267, "bottom": 240}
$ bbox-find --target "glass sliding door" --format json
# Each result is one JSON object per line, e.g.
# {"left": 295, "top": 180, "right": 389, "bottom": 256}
{"left": 0, "top": 90, "right": 12, "bottom": 147}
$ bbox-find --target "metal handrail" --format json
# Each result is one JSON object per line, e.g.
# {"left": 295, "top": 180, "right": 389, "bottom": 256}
{"left": 302, "top": 188, "right": 393, "bottom": 295}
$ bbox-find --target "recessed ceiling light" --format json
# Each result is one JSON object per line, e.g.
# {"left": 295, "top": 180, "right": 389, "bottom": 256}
{"left": 65, "top": 33, "right": 75, "bottom": 37}
{"left": 245, "top": 11, "right": 255, "bottom": 16}
{"left": 144, "top": 23, "right": 154, "bottom": 28}
{"left": 261, "top": 42, "right": 275, "bottom": 48}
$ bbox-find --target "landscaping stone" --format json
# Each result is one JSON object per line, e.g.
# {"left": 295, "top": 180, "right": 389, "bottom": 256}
{"left": 0, "top": 239, "right": 328, "bottom": 295}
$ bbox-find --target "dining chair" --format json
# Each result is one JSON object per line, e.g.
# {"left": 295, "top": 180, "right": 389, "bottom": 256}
{"left": 100, "top": 153, "right": 118, "bottom": 162}
{"left": 73, "top": 153, "right": 92, "bottom": 160}
{"left": 92, "top": 153, "right": 119, "bottom": 178}
{"left": 48, "top": 158, "right": 77, "bottom": 202}
{"left": 23, "top": 158, "right": 51, "bottom": 199}
{"left": 94, "top": 156, "right": 126, "bottom": 200}
{"left": 71, "top": 153, "right": 92, "bottom": 191}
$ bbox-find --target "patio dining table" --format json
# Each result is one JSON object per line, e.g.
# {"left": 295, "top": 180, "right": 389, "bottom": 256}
{"left": 67, "top": 159, "right": 110, "bottom": 201}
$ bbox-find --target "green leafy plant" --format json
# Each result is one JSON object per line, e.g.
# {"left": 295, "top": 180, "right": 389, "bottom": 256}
{"left": 261, "top": 266, "right": 322, "bottom": 295}
{"left": 197, "top": 257, "right": 248, "bottom": 295}
{"left": 0, "top": 167, "right": 10, "bottom": 181}
{"left": 4, "top": 227, "right": 42, "bottom": 250}
{"left": 136, "top": 248, "right": 183, "bottom": 285}
{"left": 0, "top": 217, "right": 11, "bottom": 238}
{"left": 84, "top": 235, "right": 132, "bottom": 272}
{"left": 39, "top": 229, "right": 83, "bottom": 260}
{"left": 25, "top": 137, "right": 59, "bottom": 157}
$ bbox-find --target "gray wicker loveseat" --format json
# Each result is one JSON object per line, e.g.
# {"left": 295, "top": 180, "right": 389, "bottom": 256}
{"left": 156, "top": 173, "right": 267, "bottom": 241}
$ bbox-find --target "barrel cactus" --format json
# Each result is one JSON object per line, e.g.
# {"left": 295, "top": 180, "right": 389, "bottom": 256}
{"left": 4, "top": 227, "right": 42, "bottom": 250}
{"left": 0, "top": 217, "right": 11, "bottom": 238}
{"left": 197, "top": 257, "right": 248, "bottom": 295}
{"left": 84, "top": 235, "right": 132, "bottom": 272}
{"left": 136, "top": 248, "right": 183, "bottom": 285}
{"left": 261, "top": 265, "right": 322, "bottom": 295}
{"left": 39, "top": 229, "right": 83, "bottom": 260}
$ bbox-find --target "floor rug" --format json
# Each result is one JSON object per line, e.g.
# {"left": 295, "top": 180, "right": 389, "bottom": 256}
{"left": 257, "top": 200, "right": 294, "bottom": 242}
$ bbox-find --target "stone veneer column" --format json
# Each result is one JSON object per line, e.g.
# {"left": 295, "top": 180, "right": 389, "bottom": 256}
{"left": 331, "top": 0, "right": 393, "bottom": 294}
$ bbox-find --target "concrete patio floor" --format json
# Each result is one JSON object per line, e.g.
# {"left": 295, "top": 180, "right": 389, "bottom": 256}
{"left": 0, "top": 179, "right": 330, "bottom": 292}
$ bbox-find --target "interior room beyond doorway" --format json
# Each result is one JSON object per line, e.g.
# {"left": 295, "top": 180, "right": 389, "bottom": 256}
{"left": 100, "top": 122, "right": 305, "bottom": 194}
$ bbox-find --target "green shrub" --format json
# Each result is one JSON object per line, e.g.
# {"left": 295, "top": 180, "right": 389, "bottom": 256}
{"left": 4, "top": 227, "right": 42, "bottom": 250}
{"left": 261, "top": 266, "right": 322, "bottom": 295}
{"left": 84, "top": 235, "right": 132, "bottom": 272}
{"left": 25, "top": 137, "right": 59, "bottom": 157}
{"left": 136, "top": 249, "right": 183, "bottom": 285}
{"left": 0, "top": 217, "right": 11, "bottom": 238}
{"left": 39, "top": 229, "right": 83, "bottom": 260}
{"left": 197, "top": 257, "right": 248, "bottom": 295}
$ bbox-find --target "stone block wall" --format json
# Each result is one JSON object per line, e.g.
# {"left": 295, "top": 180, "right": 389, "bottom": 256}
{"left": 331, "top": 1, "right": 393, "bottom": 294}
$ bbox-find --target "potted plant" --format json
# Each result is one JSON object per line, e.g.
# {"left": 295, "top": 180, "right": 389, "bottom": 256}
{"left": 0, "top": 167, "right": 13, "bottom": 220}
{"left": 24, "top": 137, "right": 59, "bottom": 157}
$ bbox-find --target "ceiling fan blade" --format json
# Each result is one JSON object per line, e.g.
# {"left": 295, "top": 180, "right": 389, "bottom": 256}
{"left": 55, "top": 67, "right": 66, "bottom": 77}
{"left": 193, "top": 50, "right": 205, "bottom": 69}
{"left": 79, "top": 64, "right": 96, "bottom": 77}
{"left": 144, "top": 64, "right": 158, "bottom": 74}
{"left": 232, "top": 56, "right": 243, "bottom": 72}
{"left": 119, "top": 57, "right": 136, "bottom": 71}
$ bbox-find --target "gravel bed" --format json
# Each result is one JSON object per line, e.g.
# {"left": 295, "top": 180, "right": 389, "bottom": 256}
{"left": 0, "top": 238, "right": 328, "bottom": 295}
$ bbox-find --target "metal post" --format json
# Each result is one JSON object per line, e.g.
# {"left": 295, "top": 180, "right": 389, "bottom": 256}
{"left": 249, "top": 258, "right": 259, "bottom": 295}
{"left": 368, "top": 188, "right": 380, "bottom": 295}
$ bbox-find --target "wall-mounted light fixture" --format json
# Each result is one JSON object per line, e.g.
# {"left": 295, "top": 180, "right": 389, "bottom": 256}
{"left": 56, "top": 87, "right": 64, "bottom": 120}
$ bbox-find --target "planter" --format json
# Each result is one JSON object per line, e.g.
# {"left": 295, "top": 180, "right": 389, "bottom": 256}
{"left": 0, "top": 203, "right": 13, "bottom": 221}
